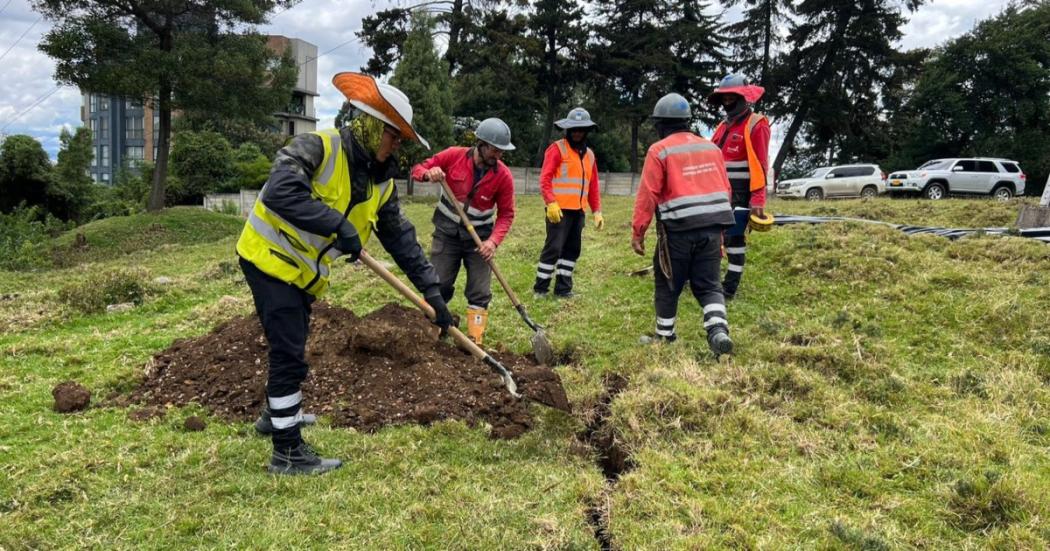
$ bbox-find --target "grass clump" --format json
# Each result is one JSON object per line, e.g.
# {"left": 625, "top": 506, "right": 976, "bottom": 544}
{"left": 57, "top": 268, "right": 152, "bottom": 314}
{"left": 949, "top": 471, "right": 1031, "bottom": 532}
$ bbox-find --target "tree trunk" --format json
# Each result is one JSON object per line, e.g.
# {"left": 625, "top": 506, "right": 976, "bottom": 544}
{"left": 148, "top": 77, "right": 172, "bottom": 212}
{"left": 445, "top": 0, "right": 465, "bottom": 76}
{"left": 536, "top": 93, "right": 556, "bottom": 167}
{"left": 630, "top": 118, "right": 640, "bottom": 173}
{"left": 772, "top": 8, "right": 854, "bottom": 176}
{"left": 761, "top": 0, "right": 772, "bottom": 86}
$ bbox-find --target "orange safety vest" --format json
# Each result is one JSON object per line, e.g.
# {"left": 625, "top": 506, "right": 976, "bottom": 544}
{"left": 714, "top": 113, "right": 767, "bottom": 192}
{"left": 551, "top": 139, "right": 595, "bottom": 210}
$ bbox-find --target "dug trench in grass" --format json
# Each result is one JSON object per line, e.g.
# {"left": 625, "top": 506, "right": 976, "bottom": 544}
{"left": 122, "top": 302, "right": 570, "bottom": 439}
{"left": 579, "top": 373, "right": 634, "bottom": 551}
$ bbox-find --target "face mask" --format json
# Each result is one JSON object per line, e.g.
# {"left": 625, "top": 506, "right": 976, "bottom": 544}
{"left": 722, "top": 98, "right": 747, "bottom": 119}
{"left": 350, "top": 113, "right": 385, "bottom": 156}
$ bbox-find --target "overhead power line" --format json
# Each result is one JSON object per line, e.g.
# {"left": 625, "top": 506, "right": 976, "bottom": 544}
{"left": 0, "top": 15, "right": 42, "bottom": 65}
{"left": 0, "top": 0, "right": 14, "bottom": 19}
{"left": 0, "top": 85, "right": 62, "bottom": 134}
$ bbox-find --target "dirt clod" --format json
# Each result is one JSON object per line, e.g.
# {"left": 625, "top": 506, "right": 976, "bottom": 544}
{"left": 183, "top": 416, "right": 206, "bottom": 431}
{"left": 52, "top": 381, "right": 91, "bottom": 413}
{"left": 130, "top": 303, "right": 570, "bottom": 438}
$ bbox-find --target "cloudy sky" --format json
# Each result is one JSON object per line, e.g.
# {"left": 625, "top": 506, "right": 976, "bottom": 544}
{"left": 0, "top": 0, "right": 1013, "bottom": 159}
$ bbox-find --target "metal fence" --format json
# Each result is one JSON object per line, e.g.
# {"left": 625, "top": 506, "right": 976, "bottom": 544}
{"left": 205, "top": 168, "right": 643, "bottom": 217}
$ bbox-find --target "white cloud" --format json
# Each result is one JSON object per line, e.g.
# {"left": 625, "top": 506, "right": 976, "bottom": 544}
{"left": 0, "top": 0, "right": 1017, "bottom": 160}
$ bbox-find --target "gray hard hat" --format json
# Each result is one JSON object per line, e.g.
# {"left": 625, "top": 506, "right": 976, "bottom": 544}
{"left": 652, "top": 93, "right": 692, "bottom": 119}
{"left": 475, "top": 117, "right": 516, "bottom": 151}
{"left": 555, "top": 107, "right": 597, "bottom": 130}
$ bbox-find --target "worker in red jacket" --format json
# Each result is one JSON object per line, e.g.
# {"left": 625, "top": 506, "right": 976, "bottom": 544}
{"left": 411, "top": 118, "right": 517, "bottom": 345}
{"left": 533, "top": 107, "right": 603, "bottom": 299}
{"left": 708, "top": 74, "right": 770, "bottom": 300}
{"left": 631, "top": 93, "right": 736, "bottom": 358}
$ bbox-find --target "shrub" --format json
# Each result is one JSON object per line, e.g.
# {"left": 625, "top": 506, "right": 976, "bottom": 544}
{"left": 0, "top": 205, "right": 69, "bottom": 271}
{"left": 57, "top": 268, "right": 151, "bottom": 314}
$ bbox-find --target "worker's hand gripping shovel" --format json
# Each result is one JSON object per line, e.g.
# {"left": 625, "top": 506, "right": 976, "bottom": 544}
{"left": 357, "top": 250, "right": 520, "bottom": 398}
{"left": 434, "top": 177, "right": 556, "bottom": 366}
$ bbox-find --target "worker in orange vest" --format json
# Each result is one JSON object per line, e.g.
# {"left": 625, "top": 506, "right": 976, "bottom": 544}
{"left": 708, "top": 74, "right": 770, "bottom": 301}
{"left": 533, "top": 107, "right": 604, "bottom": 299}
{"left": 631, "top": 93, "right": 735, "bottom": 358}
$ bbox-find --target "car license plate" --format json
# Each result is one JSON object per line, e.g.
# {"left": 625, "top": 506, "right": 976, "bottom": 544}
{"left": 890, "top": 180, "right": 902, "bottom": 187}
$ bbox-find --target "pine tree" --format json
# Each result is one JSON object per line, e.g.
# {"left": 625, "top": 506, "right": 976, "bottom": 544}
{"left": 589, "top": 0, "right": 725, "bottom": 171}
{"left": 391, "top": 13, "right": 455, "bottom": 169}
{"left": 722, "top": 0, "right": 795, "bottom": 86}
{"left": 769, "top": 0, "right": 924, "bottom": 175}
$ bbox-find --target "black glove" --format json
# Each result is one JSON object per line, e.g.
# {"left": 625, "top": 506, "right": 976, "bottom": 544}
{"left": 424, "top": 291, "right": 453, "bottom": 332}
{"left": 334, "top": 220, "right": 362, "bottom": 262}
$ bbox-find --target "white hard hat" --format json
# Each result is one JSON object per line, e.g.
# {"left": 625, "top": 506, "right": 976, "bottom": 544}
{"left": 332, "top": 72, "right": 430, "bottom": 150}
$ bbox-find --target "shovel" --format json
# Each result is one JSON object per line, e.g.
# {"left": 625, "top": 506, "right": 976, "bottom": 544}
{"left": 358, "top": 250, "right": 520, "bottom": 398}
{"left": 434, "top": 178, "right": 556, "bottom": 366}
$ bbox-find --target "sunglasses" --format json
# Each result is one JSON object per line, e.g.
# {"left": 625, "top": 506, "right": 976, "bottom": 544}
{"left": 383, "top": 125, "right": 403, "bottom": 143}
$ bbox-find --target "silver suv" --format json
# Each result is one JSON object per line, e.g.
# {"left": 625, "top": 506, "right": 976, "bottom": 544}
{"left": 887, "top": 158, "right": 1026, "bottom": 200}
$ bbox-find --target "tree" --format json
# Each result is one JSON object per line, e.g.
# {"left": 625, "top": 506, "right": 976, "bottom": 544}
{"left": 0, "top": 135, "right": 52, "bottom": 213}
{"left": 888, "top": 2, "right": 1050, "bottom": 193}
{"left": 34, "top": 0, "right": 297, "bottom": 212}
{"left": 50, "top": 127, "right": 95, "bottom": 221}
{"left": 722, "top": 0, "right": 795, "bottom": 87}
{"left": 358, "top": 1, "right": 494, "bottom": 77}
{"left": 391, "top": 13, "right": 455, "bottom": 170}
{"left": 524, "top": 0, "right": 590, "bottom": 165}
{"left": 453, "top": 8, "right": 543, "bottom": 167}
{"left": 169, "top": 130, "right": 234, "bottom": 204}
{"left": 589, "top": 0, "right": 726, "bottom": 172}
{"left": 228, "top": 143, "right": 272, "bottom": 191}
{"left": 769, "top": 0, "right": 924, "bottom": 175}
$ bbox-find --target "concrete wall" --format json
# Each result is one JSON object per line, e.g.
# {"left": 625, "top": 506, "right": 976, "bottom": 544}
{"left": 207, "top": 168, "right": 644, "bottom": 217}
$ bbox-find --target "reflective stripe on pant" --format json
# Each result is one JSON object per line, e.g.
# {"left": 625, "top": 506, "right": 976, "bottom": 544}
{"left": 239, "top": 257, "right": 314, "bottom": 451}
{"left": 430, "top": 233, "right": 493, "bottom": 308}
{"left": 534, "top": 209, "right": 584, "bottom": 296}
{"left": 722, "top": 233, "right": 747, "bottom": 296}
{"left": 653, "top": 228, "right": 728, "bottom": 339}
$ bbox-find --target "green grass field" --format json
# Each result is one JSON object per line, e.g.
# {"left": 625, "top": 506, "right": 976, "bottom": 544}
{"left": 1, "top": 196, "right": 1047, "bottom": 549}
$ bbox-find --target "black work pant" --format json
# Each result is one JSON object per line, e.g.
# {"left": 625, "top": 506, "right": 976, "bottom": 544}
{"left": 652, "top": 227, "right": 728, "bottom": 340}
{"left": 239, "top": 257, "right": 314, "bottom": 451}
{"left": 534, "top": 209, "right": 585, "bottom": 296}
{"left": 723, "top": 186, "right": 752, "bottom": 296}
{"left": 430, "top": 233, "right": 492, "bottom": 309}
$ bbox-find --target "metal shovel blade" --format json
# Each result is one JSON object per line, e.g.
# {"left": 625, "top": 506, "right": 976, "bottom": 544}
{"left": 531, "top": 329, "right": 555, "bottom": 366}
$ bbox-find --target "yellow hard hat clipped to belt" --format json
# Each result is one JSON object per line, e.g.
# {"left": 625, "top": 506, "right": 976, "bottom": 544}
{"left": 748, "top": 212, "right": 774, "bottom": 232}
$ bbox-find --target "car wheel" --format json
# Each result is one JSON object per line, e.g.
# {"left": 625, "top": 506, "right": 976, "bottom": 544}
{"left": 860, "top": 185, "right": 878, "bottom": 199}
{"left": 924, "top": 183, "right": 945, "bottom": 200}
{"left": 992, "top": 186, "right": 1013, "bottom": 201}
{"left": 805, "top": 187, "right": 824, "bottom": 201}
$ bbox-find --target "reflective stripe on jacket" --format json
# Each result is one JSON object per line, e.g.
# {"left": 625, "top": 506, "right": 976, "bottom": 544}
{"left": 632, "top": 132, "right": 735, "bottom": 239}
{"left": 236, "top": 128, "right": 394, "bottom": 296}
{"left": 713, "top": 113, "right": 769, "bottom": 193}
{"left": 540, "top": 139, "right": 600, "bottom": 212}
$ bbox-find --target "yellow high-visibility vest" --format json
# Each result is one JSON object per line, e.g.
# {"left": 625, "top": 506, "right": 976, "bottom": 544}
{"left": 236, "top": 128, "right": 395, "bottom": 296}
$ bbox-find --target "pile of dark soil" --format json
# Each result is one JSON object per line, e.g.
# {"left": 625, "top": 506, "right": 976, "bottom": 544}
{"left": 53, "top": 381, "right": 91, "bottom": 413}
{"left": 127, "top": 303, "right": 570, "bottom": 439}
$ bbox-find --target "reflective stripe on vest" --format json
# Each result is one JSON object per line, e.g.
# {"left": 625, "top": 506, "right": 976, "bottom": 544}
{"left": 236, "top": 128, "right": 395, "bottom": 296}
{"left": 714, "top": 113, "right": 767, "bottom": 191}
{"left": 552, "top": 139, "right": 594, "bottom": 210}
{"left": 657, "top": 191, "right": 731, "bottom": 220}
{"left": 435, "top": 187, "right": 496, "bottom": 227}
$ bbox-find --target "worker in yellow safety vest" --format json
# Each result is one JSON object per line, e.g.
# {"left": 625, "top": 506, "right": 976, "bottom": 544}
{"left": 236, "top": 72, "right": 452, "bottom": 475}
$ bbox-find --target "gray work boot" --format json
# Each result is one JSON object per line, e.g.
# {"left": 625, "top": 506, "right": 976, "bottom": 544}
{"left": 708, "top": 328, "right": 733, "bottom": 358}
{"left": 255, "top": 408, "right": 318, "bottom": 435}
{"left": 639, "top": 333, "right": 677, "bottom": 345}
{"left": 268, "top": 442, "right": 342, "bottom": 475}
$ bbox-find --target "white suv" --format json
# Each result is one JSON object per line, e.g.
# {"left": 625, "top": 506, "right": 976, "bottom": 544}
{"left": 776, "top": 164, "right": 886, "bottom": 200}
{"left": 887, "top": 158, "right": 1026, "bottom": 200}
